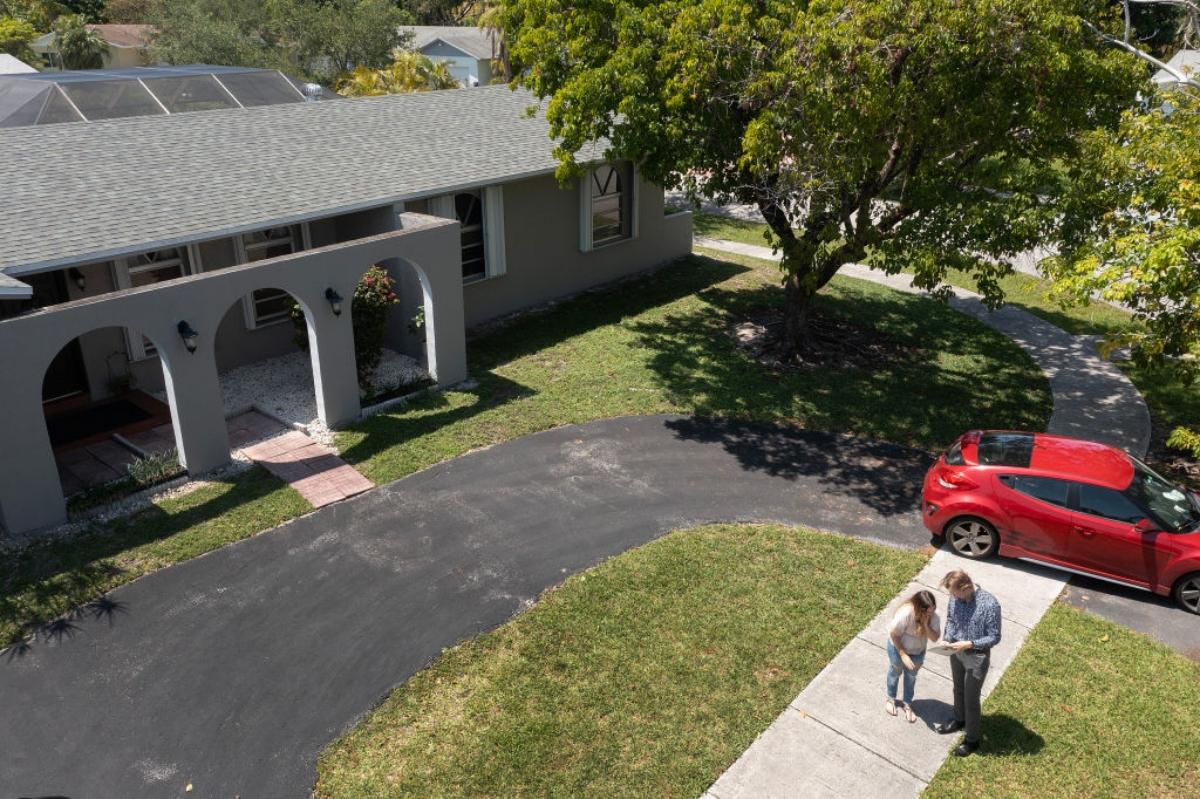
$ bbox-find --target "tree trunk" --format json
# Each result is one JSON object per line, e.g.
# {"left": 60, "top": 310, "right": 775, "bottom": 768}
{"left": 782, "top": 272, "right": 818, "bottom": 356}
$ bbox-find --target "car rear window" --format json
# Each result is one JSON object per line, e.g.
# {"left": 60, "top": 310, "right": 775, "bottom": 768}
{"left": 977, "top": 432, "right": 1035, "bottom": 467}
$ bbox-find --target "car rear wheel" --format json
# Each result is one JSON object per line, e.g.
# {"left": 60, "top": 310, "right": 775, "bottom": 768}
{"left": 945, "top": 517, "right": 999, "bottom": 559}
{"left": 1173, "top": 572, "right": 1200, "bottom": 615}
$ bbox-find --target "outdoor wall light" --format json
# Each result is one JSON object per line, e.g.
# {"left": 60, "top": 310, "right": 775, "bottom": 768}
{"left": 177, "top": 320, "right": 199, "bottom": 353}
{"left": 68, "top": 267, "right": 86, "bottom": 292}
{"left": 325, "top": 287, "right": 343, "bottom": 317}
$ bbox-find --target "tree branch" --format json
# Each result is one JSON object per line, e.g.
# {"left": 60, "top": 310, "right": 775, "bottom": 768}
{"left": 1083, "top": 19, "right": 1200, "bottom": 91}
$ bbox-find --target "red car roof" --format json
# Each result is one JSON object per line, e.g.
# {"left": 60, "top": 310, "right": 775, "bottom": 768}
{"left": 958, "top": 430, "right": 1134, "bottom": 489}
{"left": 1028, "top": 433, "right": 1133, "bottom": 489}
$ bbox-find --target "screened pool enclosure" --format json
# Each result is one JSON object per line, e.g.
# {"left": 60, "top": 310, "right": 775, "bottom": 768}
{"left": 0, "top": 65, "right": 337, "bottom": 127}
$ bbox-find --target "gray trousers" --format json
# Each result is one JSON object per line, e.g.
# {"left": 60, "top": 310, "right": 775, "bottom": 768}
{"left": 950, "top": 649, "right": 991, "bottom": 743}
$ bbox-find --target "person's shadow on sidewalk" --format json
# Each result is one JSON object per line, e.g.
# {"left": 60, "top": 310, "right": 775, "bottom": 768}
{"left": 909, "top": 701, "right": 1045, "bottom": 756}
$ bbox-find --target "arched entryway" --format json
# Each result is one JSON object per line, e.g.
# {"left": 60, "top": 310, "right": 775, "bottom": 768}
{"left": 40, "top": 325, "right": 176, "bottom": 500}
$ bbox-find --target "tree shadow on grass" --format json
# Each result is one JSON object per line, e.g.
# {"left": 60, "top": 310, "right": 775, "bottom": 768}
{"left": 630, "top": 276, "right": 1050, "bottom": 450}
{"left": 1, "top": 464, "right": 294, "bottom": 654}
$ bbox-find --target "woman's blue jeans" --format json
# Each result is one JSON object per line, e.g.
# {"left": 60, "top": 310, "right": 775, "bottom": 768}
{"left": 886, "top": 640, "right": 925, "bottom": 703}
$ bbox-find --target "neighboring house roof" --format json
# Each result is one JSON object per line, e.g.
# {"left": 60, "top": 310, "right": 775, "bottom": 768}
{"left": 0, "top": 85, "right": 601, "bottom": 276}
{"left": 89, "top": 24, "right": 154, "bottom": 49}
{"left": 1152, "top": 49, "right": 1200, "bottom": 85}
{"left": 31, "top": 23, "right": 154, "bottom": 52}
{"left": 402, "top": 26, "right": 497, "bottom": 61}
{"left": 0, "top": 54, "right": 38, "bottom": 74}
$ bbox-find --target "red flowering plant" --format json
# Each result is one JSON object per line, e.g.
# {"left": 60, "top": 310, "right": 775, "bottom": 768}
{"left": 291, "top": 265, "right": 400, "bottom": 385}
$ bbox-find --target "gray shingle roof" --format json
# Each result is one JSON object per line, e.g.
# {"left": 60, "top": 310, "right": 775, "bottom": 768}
{"left": 1, "top": 86, "right": 596, "bottom": 275}
{"left": 403, "top": 26, "right": 498, "bottom": 61}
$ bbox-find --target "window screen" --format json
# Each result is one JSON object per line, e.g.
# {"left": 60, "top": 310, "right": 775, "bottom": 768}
{"left": 455, "top": 192, "right": 486, "bottom": 282}
{"left": 143, "top": 75, "right": 238, "bottom": 114}
{"left": 1077, "top": 484, "right": 1146, "bottom": 524}
{"left": 977, "top": 432, "right": 1035, "bottom": 467}
{"left": 219, "top": 70, "right": 303, "bottom": 107}
{"left": 590, "top": 164, "right": 627, "bottom": 246}
{"left": 61, "top": 79, "right": 165, "bottom": 121}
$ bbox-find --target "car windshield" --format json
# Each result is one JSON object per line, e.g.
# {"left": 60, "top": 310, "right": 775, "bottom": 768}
{"left": 1127, "top": 458, "right": 1200, "bottom": 533}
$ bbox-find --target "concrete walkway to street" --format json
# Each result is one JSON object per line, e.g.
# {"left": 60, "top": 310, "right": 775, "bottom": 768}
{"left": 697, "top": 235, "right": 1153, "bottom": 798}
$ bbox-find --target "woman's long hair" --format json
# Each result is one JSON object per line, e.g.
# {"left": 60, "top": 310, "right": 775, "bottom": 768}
{"left": 905, "top": 589, "right": 937, "bottom": 637}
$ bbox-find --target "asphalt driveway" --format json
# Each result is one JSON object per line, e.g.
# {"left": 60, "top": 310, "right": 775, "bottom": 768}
{"left": 1, "top": 415, "right": 933, "bottom": 798}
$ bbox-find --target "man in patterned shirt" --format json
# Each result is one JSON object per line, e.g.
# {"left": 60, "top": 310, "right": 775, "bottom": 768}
{"left": 933, "top": 569, "right": 1002, "bottom": 756}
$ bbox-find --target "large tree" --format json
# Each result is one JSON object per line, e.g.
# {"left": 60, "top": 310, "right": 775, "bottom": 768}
{"left": 502, "top": 0, "right": 1141, "bottom": 355}
{"left": 1049, "top": 1, "right": 1200, "bottom": 455}
{"left": 149, "top": 0, "right": 410, "bottom": 82}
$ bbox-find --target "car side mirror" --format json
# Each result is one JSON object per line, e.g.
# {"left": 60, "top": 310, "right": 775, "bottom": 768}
{"left": 1134, "top": 518, "right": 1158, "bottom": 534}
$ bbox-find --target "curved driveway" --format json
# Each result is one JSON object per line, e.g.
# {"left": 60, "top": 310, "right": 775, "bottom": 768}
{"left": 1, "top": 415, "right": 932, "bottom": 798}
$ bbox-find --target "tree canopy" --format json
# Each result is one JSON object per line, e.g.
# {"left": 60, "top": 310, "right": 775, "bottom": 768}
{"left": 148, "top": 0, "right": 412, "bottom": 83}
{"left": 502, "top": 0, "right": 1142, "bottom": 353}
{"left": 337, "top": 50, "right": 458, "bottom": 95}
{"left": 52, "top": 12, "right": 107, "bottom": 68}
{"left": 0, "top": 15, "right": 39, "bottom": 63}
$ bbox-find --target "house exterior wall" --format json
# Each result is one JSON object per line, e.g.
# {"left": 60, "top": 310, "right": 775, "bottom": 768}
{"left": 418, "top": 42, "right": 491, "bottom": 85}
{"left": 0, "top": 217, "right": 466, "bottom": 537}
{"left": 461, "top": 172, "right": 693, "bottom": 327}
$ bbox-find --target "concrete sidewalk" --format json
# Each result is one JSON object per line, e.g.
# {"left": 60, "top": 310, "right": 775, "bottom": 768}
{"left": 704, "top": 549, "right": 1066, "bottom": 798}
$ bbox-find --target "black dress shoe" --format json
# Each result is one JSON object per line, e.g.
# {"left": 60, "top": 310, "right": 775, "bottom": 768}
{"left": 934, "top": 720, "right": 965, "bottom": 734}
{"left": 953, "top": 740, "right": 979, "bottom": 757}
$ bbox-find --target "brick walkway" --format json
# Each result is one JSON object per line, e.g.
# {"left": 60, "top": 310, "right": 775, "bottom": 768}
{"left": 124, "top": 409, "right": 373, "bottom": 508}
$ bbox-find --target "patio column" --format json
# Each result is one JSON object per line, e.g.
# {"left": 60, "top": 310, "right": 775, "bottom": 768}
{"left": 160, "top": 344, "right": 231, "bottom": 476}
{"left": 304, "top": 284, "right": 361, "bottom": 428}
{"left": 0, "top": 378, "right": 67, "bottom": 535}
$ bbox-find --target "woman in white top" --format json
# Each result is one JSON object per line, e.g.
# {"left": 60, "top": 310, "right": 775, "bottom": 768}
{"left": 885, "top": 589, "right": 941, "bottom": 722}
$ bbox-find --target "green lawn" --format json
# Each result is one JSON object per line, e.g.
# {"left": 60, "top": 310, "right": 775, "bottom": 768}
{"left": 337, "top": 251, "right": 1050, "bottom": 485}
{"left": 2, "top": 250, "right": 1051, "bottom": 646}
{"left": 691, "top": 212, "right": 1133, "bottom": 337}
{"left": 925, "top": 603, "right": 1200, "bottom": 798}
{"left": 315, "top": 523, "right": 926, "bottom": 797}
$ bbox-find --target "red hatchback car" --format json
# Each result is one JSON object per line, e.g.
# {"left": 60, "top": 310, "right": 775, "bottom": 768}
{"left": 922, "top": 430, "right": 1200, "bottom": 614}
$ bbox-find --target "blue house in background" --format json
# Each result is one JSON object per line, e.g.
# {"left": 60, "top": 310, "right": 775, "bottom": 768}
{"left": 402, "top": 26, "right": 499, "bottom": 86}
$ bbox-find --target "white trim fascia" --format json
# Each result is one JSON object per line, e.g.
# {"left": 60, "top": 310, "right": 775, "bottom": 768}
{"left": 0, "top": 284, "right": 32, "bottom": 299}
{"left": 4, "top": 165, "right": 570, "bottom": 277}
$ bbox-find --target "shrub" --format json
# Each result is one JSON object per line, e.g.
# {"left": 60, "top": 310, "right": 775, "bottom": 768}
{"left": 127, "top": 449, "right": 184, "bottom": 488}
{"left": 1167, "top": 426, "right": 1200, "bottom": 460}
{"left": 291, "top": 265, "right": 400, "bottom": 385}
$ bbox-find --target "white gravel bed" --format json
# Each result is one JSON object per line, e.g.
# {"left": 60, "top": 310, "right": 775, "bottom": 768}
{"left": 157, "top": 348, "right": 427, "bottom": 445}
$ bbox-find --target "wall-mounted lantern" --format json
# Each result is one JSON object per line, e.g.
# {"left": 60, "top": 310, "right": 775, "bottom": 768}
{"left": 177, "top": 320, "right": 199, "bottom": 353}
{"left": 325, "top": 287, "right": 343, "bottom": 317}
{"left": 68, "top": 267, "right": 86, "bottom": 292}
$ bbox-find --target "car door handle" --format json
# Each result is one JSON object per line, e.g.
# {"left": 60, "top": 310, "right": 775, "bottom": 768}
{"left": 1072, "top": 525, "right": 1095, "bottom": 537}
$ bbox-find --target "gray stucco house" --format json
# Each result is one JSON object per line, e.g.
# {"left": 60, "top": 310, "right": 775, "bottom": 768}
{"left": 402, "top": 25, "right": 499, "bottom": 86}
{"left": 0, "top": 84, "right": 693, "bottom": 537}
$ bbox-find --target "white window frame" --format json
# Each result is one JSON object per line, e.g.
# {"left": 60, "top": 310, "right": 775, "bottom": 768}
{"left": 579, "top": 162, "right": 638, "bottom": 253}
{"left": 429, "top": 186, "right": 506, "bottom": 284}
{"left": 238, "top": 223, "right": 311, "bottom": 329}
{"left": 114, "top": 243, "right": 202, "bottom": 360}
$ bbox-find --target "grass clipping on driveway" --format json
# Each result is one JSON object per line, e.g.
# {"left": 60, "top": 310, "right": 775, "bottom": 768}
{"left": 315, "top": 523, "right": 925, "bottom": 797}
{"left": 925, "top": 603, "right": 1200, "bottom": 798}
